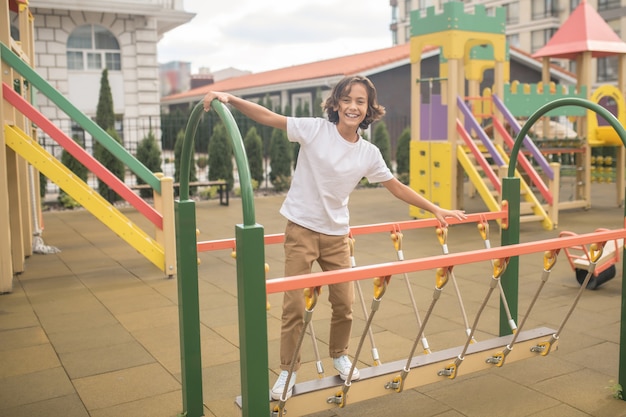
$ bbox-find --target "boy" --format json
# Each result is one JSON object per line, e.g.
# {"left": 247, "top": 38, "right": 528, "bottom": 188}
{"left": 203, "top": 75, "right": 466, "bottom": 400}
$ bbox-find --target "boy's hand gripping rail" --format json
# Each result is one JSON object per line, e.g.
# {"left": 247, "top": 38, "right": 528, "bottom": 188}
{"left": 531, "top": 243, "right": 604, "bottom": 357}
{"left": 327, "top": 275, "right": 391, "bottom": 408}
{"left": 487, "top": 250, "right": 559, "bottom": 367}
{"left": 385, "top": 267, "right": 451, "bottom": 393}
{"left": 438, "top": 257, "right": 509, "bottom": 379}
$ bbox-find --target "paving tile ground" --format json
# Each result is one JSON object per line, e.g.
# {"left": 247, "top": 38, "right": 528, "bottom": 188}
{"left": 2, "top": 183, "right": 626, "bottom": 417}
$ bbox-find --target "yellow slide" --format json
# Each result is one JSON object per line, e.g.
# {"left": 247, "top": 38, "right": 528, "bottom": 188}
{"left": 4, "top": 124, "right": 165, "bottom": 270}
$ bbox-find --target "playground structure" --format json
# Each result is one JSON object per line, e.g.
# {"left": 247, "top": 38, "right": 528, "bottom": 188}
{"left": 3, "top": 1, "right": 626, "bottom": 417}
{"left": 172, "top": 96, "right": 626, "bottom": 417}
{"left": 409, "top": 1, "right": 626, "bottom": 231}
{"left": 0, "top": 0, "right": 178, "bottom": 293}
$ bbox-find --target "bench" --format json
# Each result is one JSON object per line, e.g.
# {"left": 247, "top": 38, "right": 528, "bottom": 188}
{"left": 131, "top": 180, "right": 229, "bottom": 206}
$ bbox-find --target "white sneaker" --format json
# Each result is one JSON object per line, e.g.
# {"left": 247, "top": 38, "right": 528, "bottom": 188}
{"left": 333, "top": 355, "right": 360, "bottom": 381}
{"left": 270, "top": 370, "right": 296, "bottom": 400}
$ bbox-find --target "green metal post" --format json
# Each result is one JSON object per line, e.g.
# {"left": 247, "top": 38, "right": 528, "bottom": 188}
{"left": 174, "top": 101, "right": 207, "bottom": 417}
{"left": 235, "top": 223, "right": 269, "bottom": 416}
{"left": 499, "top": 177, "right": 520, "bottom": 336}
{"left": 621, "top": 200, "right": 626, "bottom": 398}
{"left": 505, "top": 97, "right": 626, "bottom": 398}
{"left": 175, "top": 199, "right": 204, "bottom": 417}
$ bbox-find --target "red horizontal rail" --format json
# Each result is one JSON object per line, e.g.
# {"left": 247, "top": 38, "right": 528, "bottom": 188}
{"left": 266, "top": 227, "right": 626, "bottom": 294}
{"left": 196, "top": 210, "right": 508, "bottom": 253}
{"left": 3, "top": 83, "right": 163, "bottom": 229}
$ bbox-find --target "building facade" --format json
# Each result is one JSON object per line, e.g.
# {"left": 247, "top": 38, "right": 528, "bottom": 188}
{"left": 10, "top": 0, "right": 194, "bottom": 155}
{"left": 389, "top": 0, "right": 625, "bottom": 85}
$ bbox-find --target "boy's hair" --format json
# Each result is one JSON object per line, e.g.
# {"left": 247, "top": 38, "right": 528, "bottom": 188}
{"left": 323, "top": 75, "right": 386, "bottom": 129}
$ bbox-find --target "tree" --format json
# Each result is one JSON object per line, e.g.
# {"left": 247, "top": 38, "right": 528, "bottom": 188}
{"left": 94, "top": 69, "right": 124, "bottom": 202}
{"left": 94, "top": 128, "right": 125, "bottom": 202}
{"left": 59, "top": 135, "right": 89, "bottom": 207}
{"left": 174, "top": 129, "right": 197, "bottom": 195}
{"left": 372, "top": 121, "right": 392, "bottom": 171}
{"left": 269, "top": 128, "right": 292, "bottom": 192}
{"left": 135, "top": 131, "right": 162, "bottom": 198}
{"left": 161, "top": 108, "right": 189, "bottom": 150}
{"left": 244, "top": 126, "right": 264, "bottom": 186}
{"left": 396, "top": 127, "right": 411, "bottom": 185}
{"left": 208, "top": 122, "right": 234, "bottom": 191}
{"left": 95, "top": 69, "right": 114, "bottom": 131}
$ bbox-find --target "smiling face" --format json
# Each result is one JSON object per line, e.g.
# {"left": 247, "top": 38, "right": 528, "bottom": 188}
{"left": 333, "top": 82, "right": 368, "bottom": 132}
{"left": 323, "top": 75, "right": 385, "bottom": 131}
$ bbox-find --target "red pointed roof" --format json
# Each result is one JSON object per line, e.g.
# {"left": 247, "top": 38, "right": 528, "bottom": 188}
{"left": 533, "top": 0, "right": 626, "bottom": 59}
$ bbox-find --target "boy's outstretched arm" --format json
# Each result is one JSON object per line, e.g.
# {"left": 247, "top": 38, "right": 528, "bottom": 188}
{"left": 203, "top": 91, "right": 287, "bottom": 130}
{"left": 382, "top": 177, "right": 467, "bottom": 227}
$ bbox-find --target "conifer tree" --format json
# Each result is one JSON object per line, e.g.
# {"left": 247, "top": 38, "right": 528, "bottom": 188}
{"left": 395, "top": 127, "right": 411, "bottom": 185}
{"left": 269, "top": 128, "right": 292, "bottom": 192}
{"left": 174, "top": 129, "right": 197, "bottom": 195}
{"left": 244, "top": 126, "right": 264, "bottom": 186}
{"left": 96, "top": 69, "right": 114, "bottom": 131}
{"left": 59, "top": 135, "right": 88, "bottom": 207}
{"left": 94, "top": 69, "right": 124, "bottom": 202}
{"left": 94, "top": 129, "right": 125, "bottom": 202}
{"left": 135, "top": 131, "right": 162, "bottom": 198}
{"left": 208, "top": 122, "right": 234, "bottom": 191}
{"left": 372, "top": 121, "right": 392, "bottom": 171}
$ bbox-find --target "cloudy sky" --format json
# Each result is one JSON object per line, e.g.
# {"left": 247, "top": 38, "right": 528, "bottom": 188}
{"left": 157, "top": 0, "right": 393, "bottom": 74}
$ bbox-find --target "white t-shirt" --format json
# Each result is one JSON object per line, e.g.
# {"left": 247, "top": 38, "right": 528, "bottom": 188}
{"left": 280, "top": 117, "right": 394, "bottom": 235}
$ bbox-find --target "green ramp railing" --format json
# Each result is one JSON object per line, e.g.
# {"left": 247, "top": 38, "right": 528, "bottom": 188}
{"left": 501, "top": 97, "right": 626, "bottom": 399}
{"left": 175, "top": 100, "right": 269, "bottom": 417}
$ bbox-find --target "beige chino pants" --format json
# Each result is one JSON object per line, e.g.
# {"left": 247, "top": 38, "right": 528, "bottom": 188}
{"left": 279, "top": 221, "right": 354, "bottom": 371}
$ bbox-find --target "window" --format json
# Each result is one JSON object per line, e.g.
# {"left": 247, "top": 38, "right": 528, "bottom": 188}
{"left": 292, "top": 93, "right": 312, "bottom": 116}
{"left": 419, "top": 0, "right": 435, "bottom": 10}
{"left": 598, "top": 0, "right": 621, "bottom": 11}
{"left": 405, "top": 0, "right": 412, "bottom": 20}
{"left": 507, "top": 34, "right": 520, "bottom": 48}
{"left": 531, "top": 28, "right": 557, "bottom": 53}
{"left": 504, "top": 2, "right": 520, "bottom": 24}
{"left": 391, "top": 4, "right": 398, "bottom": 23}
{"left": 67, "top": 25, "right": 121, "bottom": 71}
{"left": 532, "top": 0, "right": 558, "bottom": 19}
{"left": 570, "top": 0, "right": 580, "bottom": 11}
{"left": 598, "top": 56, "right": 619, "bottom": 82}
{"left": 607, "top": 18, "right": 621, "bottom": 37}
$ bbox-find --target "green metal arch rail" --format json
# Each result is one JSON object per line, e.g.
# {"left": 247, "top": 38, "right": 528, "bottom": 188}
{"left": 175, "top": 100, "right": 268, "bottom": 417}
